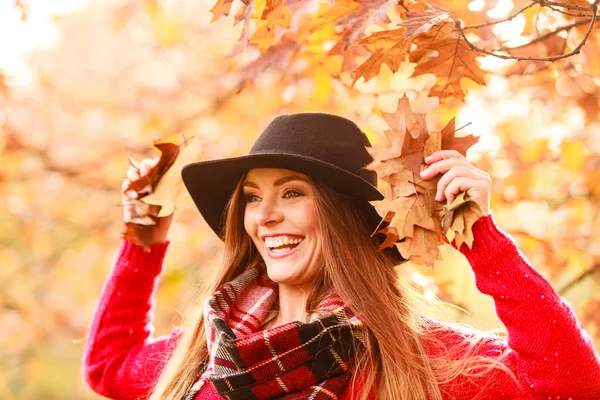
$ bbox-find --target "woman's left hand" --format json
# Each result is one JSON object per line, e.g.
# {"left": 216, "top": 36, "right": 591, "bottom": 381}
{"left": 419, "top": 150, "right": 492, "bottom": 215}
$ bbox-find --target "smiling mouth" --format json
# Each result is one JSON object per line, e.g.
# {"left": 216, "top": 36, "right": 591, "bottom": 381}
{"left": 269, "top": 243, "right": 300, "bottom": 254}
{"left": 265, "top": 239, "right": 304, "bottom": 258}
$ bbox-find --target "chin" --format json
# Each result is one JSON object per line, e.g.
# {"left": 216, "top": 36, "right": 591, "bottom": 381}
{"left": 265, "top": 269, "right": 297, "bottom": 284}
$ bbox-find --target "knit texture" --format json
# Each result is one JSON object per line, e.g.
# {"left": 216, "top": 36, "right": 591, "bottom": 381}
{"left": 82, "top": 214, "right": 600, "bottom": 399}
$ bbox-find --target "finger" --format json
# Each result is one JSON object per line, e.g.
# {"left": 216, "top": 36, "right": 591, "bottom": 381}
{"left": 121, "top": 179, "right": 140, "bottom": 200}
{"left": 420, "top": 157, "right": 470, "bottom": 179}
{"left": 424, "top": 150, "right": 465, "bottom": 165}
{"left": 435, "top": 166, "right": 477, "bottom": 201}
{"left": 444, "top": 177, "right": 477, "bottom": 205}
{"left": 127, "top": 167, "right": 140, "bottom": 182}
{"left": 140, "top": 157, "right": 157, "bottom": 175}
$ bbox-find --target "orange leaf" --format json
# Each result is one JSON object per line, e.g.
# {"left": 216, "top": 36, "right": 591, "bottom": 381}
{"left": 440, "top": 117, "right": 478, "bottom": 156}
{"left": 209, "top": 0, "right": 235, "bottom": 22}
{"left": 352, "top": 28, "right": 411, "bottom": 85}
{"left": 411, "top": 38, "right": 486, "bottom": 100}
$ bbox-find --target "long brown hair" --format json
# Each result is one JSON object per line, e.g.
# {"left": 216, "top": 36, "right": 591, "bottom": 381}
{"left": 149, "top": 172, "right": 518, "bottom": 400}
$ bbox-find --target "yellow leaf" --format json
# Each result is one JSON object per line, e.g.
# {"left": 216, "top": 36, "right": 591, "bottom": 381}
{"left": 560, "top": 140, "right": 586, "bottom": 172}
{"left": 153, "top": 15, "right": 184, "bottom": 47}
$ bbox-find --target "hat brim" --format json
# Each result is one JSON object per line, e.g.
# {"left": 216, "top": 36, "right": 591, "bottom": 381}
{"left": 181, "top": 153, "right": 384, "bottom": 239}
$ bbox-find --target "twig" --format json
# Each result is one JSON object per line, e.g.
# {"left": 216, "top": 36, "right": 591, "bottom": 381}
{"left": 398, "top": 0, "right": 409, "bottom": 13}
{"left": 497, "top": 18, "right": 593, "bottom": 51}
{"left": 531, "top": 0, "right": 595, "bottom": 12}
{"left": 546, "top": 3, "right": 595, "bottom": 17}
{"left": 458, "top": 0, "right": 598, "bottom": 62}
{"left": 463, "top": 1, "right": 538, "bottom": 30}
{"left": 558, "top": 263, "right": 600, "bottom": 295}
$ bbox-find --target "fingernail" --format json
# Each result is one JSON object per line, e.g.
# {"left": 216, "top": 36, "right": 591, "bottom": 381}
{"left": 128, "top": 190, "right": 138, "bottom": 199}
{"left": 419, "top": 169, "right": 428, "bottom": 177}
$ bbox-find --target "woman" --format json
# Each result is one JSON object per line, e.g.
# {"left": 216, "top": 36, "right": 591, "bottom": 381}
{"left": 82, "top": 113, "right": 600, "bottom": 400}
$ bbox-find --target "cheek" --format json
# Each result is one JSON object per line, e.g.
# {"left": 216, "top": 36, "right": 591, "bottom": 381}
{"left": 243, "top": 211, "right": 254, "bottom": 236}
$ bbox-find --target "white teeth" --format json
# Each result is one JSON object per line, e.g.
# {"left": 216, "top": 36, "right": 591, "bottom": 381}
{"left": 265, "top": 236, "right": 303, "bottom": 249}
{"left": 272, "top": 247, "right": 293, "bottom": 254}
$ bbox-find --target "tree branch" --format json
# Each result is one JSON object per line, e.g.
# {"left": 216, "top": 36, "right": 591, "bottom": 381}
{"left": 531, "top": 0, "right": 596, "bottom": 12}
{"left": 546, "top": 3, "right": 595, "bottom": 17}
{"left": 458, "top": 0, "right": 598, "bottom": 62}
{"left": 498, "top": 18, "right": 592, "bottom": 51}
{"left": 558, "top": 263, "right": 600, "bottom": 295}
{"left": 463, "top": 1, "right": 538, "bottom": 30}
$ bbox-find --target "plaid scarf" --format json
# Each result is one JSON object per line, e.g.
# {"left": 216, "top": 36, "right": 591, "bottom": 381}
{"left": 184, "top": 267, "right": 365, "bottom": 400}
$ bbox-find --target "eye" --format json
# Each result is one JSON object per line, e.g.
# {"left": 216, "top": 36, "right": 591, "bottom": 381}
{"left": 283, "top": 189, "right": 303, "bottom": 198}
{"left": 244, "top": 194, "right": 261, "bottom": 203}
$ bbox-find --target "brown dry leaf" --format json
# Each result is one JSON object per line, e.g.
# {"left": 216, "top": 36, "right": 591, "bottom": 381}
{"left": 352, "top": 8, "right": 453, "bottom": 85}
{"left": 366, "top": 95, "right": 429, "bottom": 174}
{"left": 352, "top": 28, "right": 411, "bottom": 85}
{"left": 396, "top": 226, "right": 444, "bottom": 266}
{"left": 377, "top": 225, "right": 399, "bottom": 251}
{"left": 366, "top": 95, "right": 482, "bottom": 266}
{"left": 122, "top": 135, "right": 199, "bottom": 247}
{"left": 387, "top": 193, "right": 439, "bottom": 238}
{"left": 366, "top": 95, "right": 446, "bottom": 266}
{"left": 444, "top": 192, "right": 484, "bottom": 249}
{"left": 440, "top": 117, "right": 478, "bottom": 156}
{"left": 411, "top": 37, "right": 486, "bottom": 100}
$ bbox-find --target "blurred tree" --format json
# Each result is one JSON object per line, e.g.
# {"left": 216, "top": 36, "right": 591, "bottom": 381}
{"left": 0, "top": 0, "right": 598, "bottom": 398}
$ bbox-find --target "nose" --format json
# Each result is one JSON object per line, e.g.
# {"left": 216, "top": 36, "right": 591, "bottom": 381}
{"left": 254, "top": 197, "right": 283, "bottom": 227}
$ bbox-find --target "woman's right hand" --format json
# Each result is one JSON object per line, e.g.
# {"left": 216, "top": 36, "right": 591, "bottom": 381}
{"left": 121, "top": 157, "right": 174, "bottom": 245}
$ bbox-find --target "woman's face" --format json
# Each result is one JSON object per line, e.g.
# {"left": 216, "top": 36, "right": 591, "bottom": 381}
{"left": 243, "top": 168, "right": 322, "bottom": 287}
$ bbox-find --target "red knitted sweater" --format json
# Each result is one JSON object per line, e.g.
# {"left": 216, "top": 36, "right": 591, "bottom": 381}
{"left": 82, "top": 214, "right": 600, "bottom": 399}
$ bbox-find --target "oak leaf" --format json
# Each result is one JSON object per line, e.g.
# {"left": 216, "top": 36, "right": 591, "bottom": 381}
{"left": 352, "top": 28, "right": 411, "bottom": 85}
{"left": 396, "top": 226, "right": 445, "bottom": 266}
{"left": 352, "top": 8, "right": 453, "bottom": 85}
{"left": 411, "top": 37, "right": 486, "bottom": 100}
{"left": 440, "top": 117, "right": 478, "bottom": 156}
{"left": 122, "top": 135, "right": 199, "bottom": 247}
{"left": 209, "top": 0, "right": 235, "bottom": 22}
{"left": 366, "top": 95, "right": 481, "bottom": 267}
{"left": 443, "top": 192, "right": 484, "bottom": 249}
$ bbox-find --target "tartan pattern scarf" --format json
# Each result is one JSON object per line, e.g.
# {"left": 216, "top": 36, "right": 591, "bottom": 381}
{"left": 184, "top": 267, "right": 365, "bottom": 400}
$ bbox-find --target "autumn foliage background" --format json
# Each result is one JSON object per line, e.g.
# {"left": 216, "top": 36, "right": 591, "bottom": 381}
{"left": 1, "top": 0, "right": 600, "bottom": 398}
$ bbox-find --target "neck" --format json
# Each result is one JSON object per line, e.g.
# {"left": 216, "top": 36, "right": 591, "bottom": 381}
{"left": 271, "top": 283, "right": 311, "bottom": 326}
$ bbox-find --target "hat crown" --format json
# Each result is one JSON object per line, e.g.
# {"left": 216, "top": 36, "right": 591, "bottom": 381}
{"left": 249, "top": 113, "right": 377, "bottom": 186}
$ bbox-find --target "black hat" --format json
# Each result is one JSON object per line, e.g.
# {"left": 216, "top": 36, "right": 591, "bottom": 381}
{"left": 182, "top": 113, "right": 400, "bottom": 258}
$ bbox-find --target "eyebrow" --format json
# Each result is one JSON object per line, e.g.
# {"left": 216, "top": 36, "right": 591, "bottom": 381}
{"left": 243, "top": 175, "right": 309, "bottom": 189}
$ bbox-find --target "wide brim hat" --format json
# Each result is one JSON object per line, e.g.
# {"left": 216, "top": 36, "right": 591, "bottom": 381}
{"left": 182, "top": 113, "right": 402, "bottom": 260}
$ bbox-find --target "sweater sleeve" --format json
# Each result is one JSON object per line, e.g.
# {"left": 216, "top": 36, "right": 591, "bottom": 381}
{"left": 82, "top": 239, "right": 184, "bottom": 400}
{"left": 448, "top": 213, "right": 600, "bottom": 399}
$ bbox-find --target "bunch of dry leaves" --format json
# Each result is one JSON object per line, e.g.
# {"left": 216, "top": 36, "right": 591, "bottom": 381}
{"left": 366, "top": 95, "right": 483, "bottom": 267}
{"left": 121, "top": 135, "right": 199, "bottom": 247}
